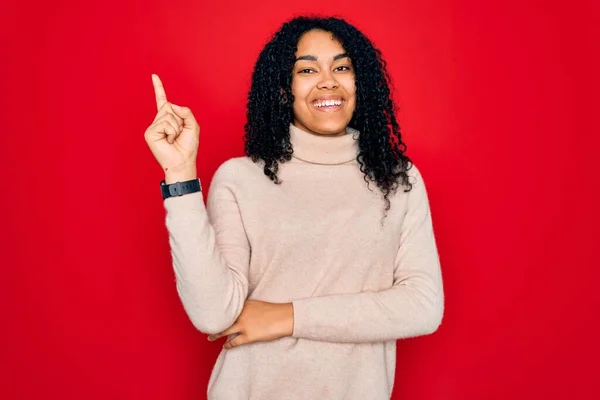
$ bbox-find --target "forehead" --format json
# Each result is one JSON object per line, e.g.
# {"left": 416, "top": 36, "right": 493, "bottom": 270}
{"left": 295, "top": 29, "right": 346, "bottom": 56}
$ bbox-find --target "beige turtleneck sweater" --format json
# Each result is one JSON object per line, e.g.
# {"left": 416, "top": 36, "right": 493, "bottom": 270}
{"left": 163, "top": 124, "right": 444, "bottom": 399}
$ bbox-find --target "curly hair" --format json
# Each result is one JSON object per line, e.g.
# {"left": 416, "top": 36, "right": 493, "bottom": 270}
{"left": 244, "top": 15, "right": 413, "bottom": 221}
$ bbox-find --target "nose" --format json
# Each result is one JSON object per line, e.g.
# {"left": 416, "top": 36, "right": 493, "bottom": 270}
{"left": 317, "top": 69, "right": 339, "bottom": 90}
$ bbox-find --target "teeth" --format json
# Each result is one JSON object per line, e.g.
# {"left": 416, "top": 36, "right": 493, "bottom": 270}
{"left": 314, "top": 100, "right": 343, "bottom": 108}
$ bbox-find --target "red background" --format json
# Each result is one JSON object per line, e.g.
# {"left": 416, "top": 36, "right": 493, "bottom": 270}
{"left": 1, "top": 0, "right": 599, "bottom": 398}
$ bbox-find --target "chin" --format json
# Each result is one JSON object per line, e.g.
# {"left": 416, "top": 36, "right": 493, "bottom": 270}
{"left": 304, "top": 118, "right": 351, "bottom": 136}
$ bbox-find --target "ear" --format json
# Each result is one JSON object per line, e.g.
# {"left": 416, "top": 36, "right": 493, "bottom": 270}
{"left": 279, "top": 88, "right": 288, "bottom": 104}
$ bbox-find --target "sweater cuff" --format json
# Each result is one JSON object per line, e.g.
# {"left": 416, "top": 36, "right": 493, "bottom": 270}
{"left": 291, "top": 298, "right": 320, "bottom": 339}
{"left": 291, "top": 299, "right": 306, "bottom": 338}
{"left": 163, "top": 190, "right": 206, "bottom": 217}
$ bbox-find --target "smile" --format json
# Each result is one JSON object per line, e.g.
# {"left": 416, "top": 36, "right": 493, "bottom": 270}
{"left": 312, "top": 99, "right": 345, "bottom": 112}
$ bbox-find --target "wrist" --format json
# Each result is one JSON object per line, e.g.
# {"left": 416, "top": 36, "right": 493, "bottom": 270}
{"left": 164, "top": 166, "right": 197, "bottom": 184}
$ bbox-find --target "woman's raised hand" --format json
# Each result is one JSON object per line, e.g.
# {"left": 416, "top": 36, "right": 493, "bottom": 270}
{"left": 145, "top": 74, "right": 199, "bottom": 182}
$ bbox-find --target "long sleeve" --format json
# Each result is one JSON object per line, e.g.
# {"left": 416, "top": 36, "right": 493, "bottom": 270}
{"left": 291, "top": 166, "right": 444, "bottom": 343}
{"left": 163, "top": 161, "right": 250, "bottom": 334}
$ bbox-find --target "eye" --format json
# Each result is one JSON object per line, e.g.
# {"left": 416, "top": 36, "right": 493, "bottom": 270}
{"left": 335, "top": 65, "right": 351, "bottom": 72}
{"left": 298, "top": 68, "right": 315, "bottom": 74}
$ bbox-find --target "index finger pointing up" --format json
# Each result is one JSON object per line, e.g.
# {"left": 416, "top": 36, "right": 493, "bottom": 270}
{"left": 152, "top": 74, "right": 168, "bottom": 111}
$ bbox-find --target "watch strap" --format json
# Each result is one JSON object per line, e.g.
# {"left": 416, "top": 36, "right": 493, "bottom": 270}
{"left": 160, "top": 178, "right": 202, "bottom": 200}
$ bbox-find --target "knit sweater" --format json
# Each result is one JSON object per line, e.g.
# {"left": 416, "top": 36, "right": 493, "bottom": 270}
{"left": 163, "top": 123, "right": 444, "bottom": 399}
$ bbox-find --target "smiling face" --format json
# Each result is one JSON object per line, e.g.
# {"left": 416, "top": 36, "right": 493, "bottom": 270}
{"left": 291, "top": 29, "right": 357, "bottom": 136}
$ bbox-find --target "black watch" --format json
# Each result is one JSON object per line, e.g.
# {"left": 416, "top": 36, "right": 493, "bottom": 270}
{"left": 160, "top": 178, "right": 202, "bottom": 200}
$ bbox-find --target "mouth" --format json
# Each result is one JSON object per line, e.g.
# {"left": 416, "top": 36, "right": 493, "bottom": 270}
{"left": 311, "top": 97, "right": 345, "bottom": 112}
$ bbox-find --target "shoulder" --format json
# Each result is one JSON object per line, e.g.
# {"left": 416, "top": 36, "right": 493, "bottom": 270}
{"left": 407, "top": 162, "right": 424, "bottom": 185}
{"left": 402, "top": 161, "right": 434, "bottom": 207}
{"left": 391, "top": 161, "right": 430, "bottom": 205}
{"left": 211, "top": 156, "right": 264, "bottom": 186}
{"left": 396, "top": 161, "right": 425, "bottom": 192}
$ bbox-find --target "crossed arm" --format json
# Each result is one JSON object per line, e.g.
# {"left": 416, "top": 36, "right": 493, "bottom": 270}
{"left": 164, "top": 162, "right": 444, "bottom": 348}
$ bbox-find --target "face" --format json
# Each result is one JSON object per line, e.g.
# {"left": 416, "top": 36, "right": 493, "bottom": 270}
{"left": 291, "top": 29, "right": 357, "bottom": 136}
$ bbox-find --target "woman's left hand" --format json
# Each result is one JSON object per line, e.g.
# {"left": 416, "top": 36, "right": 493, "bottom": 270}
{"left": 207, "top": 300, "right": 294, "bottom": 349}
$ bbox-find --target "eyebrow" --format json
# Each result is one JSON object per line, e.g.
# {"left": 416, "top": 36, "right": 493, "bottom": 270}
{"left": 295, "top": 53, "right": 349, "bottom": 62}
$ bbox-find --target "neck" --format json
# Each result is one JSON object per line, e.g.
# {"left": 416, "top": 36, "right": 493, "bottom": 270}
{"left": 289, "top": 123, "right": 360, "bottom": 165}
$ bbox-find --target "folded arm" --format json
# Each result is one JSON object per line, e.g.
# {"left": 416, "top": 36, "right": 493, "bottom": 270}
{"left": 291, "top": 166, "right": 445, "bottom": 343}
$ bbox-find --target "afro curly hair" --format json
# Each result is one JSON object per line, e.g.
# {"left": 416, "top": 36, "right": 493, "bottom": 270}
{"left": 244, "top": 15, "right": 414, "bottom": 221}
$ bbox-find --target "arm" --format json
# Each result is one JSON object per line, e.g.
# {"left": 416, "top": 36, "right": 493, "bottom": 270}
{"left": 291, "top": 165, "right": 444, "bottom": 343}
{"left": 164, "top": 161, "right": 250, "bottom": 334}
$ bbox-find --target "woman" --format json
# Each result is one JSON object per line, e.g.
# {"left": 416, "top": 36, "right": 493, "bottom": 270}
{"left": 144, "top": 15, "right": 444, "bottom": 400}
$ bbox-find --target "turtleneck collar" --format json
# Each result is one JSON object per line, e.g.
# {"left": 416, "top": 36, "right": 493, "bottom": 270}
{"left": 289, "top": 123, "right": 360, "bottom": 165}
